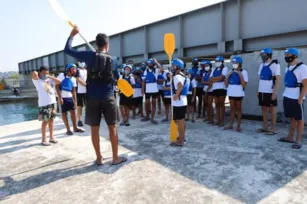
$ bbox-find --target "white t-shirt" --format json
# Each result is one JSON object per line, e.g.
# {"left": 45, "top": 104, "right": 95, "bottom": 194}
{"left": 210, "top": 66, "right": 229, "bottom": 90}
{"left": 258, "top": 62, "right": 281, "bottom": 93}
{"left": 283, "top": 63, "right": 307, "bottom": 99}
{"left": 77, "top": 68, "right": 87, "bottom": 94}
{"left": 188, "top": 78, "right": 197, "bottom": 95}
{"left": 157, "top": 71, "right": 168, "bottom": 90}
{"left": 142, "top": 69, "right": 159, "bottom": 93}
{"left": 57, "top": 73, "right": 77, "bottom": 98}
{"left": 172, "top": 74, "right": 187, "bottom": 107}
{"left": 227, "top": 70, "right": 249, "bottom": 97}
{"left": 32, "top": 78, "right": 56, "bottom": 107}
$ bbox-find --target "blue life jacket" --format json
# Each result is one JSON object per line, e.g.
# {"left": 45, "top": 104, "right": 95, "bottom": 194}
{"left": 145, "top": 70, "right": 157, "bottom": 84}
{"left": 213, "top": 67, "right": 225, "bottom": 82}
{"left": 60, "top": 74, "right": 73, "bottom": 92}
{"left": 284, "top": 62, "right": 304, "bottom": 88}
{"left": 189, "top": 67, "right": 198, "bottom": 79}
{"left": 157, "top": 72, "right": 165, "bottom": 84}
{"left": 163, "top": 80, "right": 171, "bottom": 96}
{"left": 135, "top": 78, "right": 142, "bottom": 88}
{"left": 172, "top": 73, "right": 190, "bottom": 99}
{"left": 260, "top": 60, "right": 278, "bottom": 87}
{"left": 202, "top": 72, "right": 210, "bottom": 82}
{"left": 229, "top": 71, "right": 241, "bottom": 85}
{"left": 188, "top": 79, "right": 193, "bottom": 92}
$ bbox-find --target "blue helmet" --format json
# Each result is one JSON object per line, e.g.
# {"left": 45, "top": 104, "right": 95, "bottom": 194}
{"left": 133, "top": 67, "right": 143, "bottom": 73}
{"left": 172, "top": 58, "right": 184, "bottom": 70}
{"left": 285, "top": 48, "right": 300, "bottom": 57}
{"left": 120, "top": 64, "right": 126, "bottom": 69}
{"left": 200, "top": 60, "right": 207, "bottom": 65}
{"left": 192, "top": 58, "right": 198, "bottom": 63}
{"left": 215, "top": 56, "right": 224, "bottom": 62}
{"left": 147, "top": 58, "right": 155, "bottom": 65}
{"left": 66, "top": 63, "right": 76, "bottom": 71}
{"left": 261, "top": 48, "right": 272, "bottom": 55}
{"left": 232, "top": 56, "right": 243, "bottom": 64}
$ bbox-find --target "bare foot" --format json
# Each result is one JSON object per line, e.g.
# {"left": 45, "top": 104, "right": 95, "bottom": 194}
{"left": 96, "top": 157, "right": 104, "bottom": 166}
{"left": 218, "top": 123, "right": 224, "bottom": 127}
{"left": 223, "top": 126, "right": 233, "bottom": 130}
{"left": 236, "top": 127, "right": 242, "bottom": 132}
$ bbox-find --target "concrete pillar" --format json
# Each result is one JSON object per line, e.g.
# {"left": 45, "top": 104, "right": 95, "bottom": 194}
{"left": 178, "top": 15, "right": 184, "bottom": 58}
{"left": 144, "top": 26, "right": 149, "bottom": 61}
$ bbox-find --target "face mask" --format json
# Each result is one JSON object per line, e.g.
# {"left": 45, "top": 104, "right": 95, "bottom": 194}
{"left": 39, "top": 74, "right": 48, "bottom": 80}
{"left": 261, "top": 55, "right": 269, "bottom": 63}
{"left": 124, "top": 70, "right": 130, "bottom": 75}
{"left": 285, "top": 56, "right": 295, "bottom": 63}
{"left": 216, "top": 62, "right": 222, "bottom": 68}
{"left": 232, "top": 64, "right": 239, "bottom": 70}
{"left": 205, "top": 66, "right": 210, "bottom": 71}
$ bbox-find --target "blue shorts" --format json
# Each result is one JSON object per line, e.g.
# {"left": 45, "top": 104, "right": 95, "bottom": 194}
{"left": 61, "top": 98, "right": 75, "bottom": 113}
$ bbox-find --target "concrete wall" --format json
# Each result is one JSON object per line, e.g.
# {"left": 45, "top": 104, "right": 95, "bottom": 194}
{"left": 239, "top": 48, "right": 307, "bottom": 119}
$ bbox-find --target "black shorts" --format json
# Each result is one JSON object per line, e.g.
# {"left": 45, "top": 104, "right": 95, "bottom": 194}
{"left": 77, "top": 93, "right": 87, "bottom": 107}
{"left": 133, "top": 97, "right": 143, "bottom": 106}
{"left": 159, "top": 90, "right": 164, "bottom": 98}
{"left": 187, "top": 95, "right": 193, "bottom": 106}
{"left": 173, "top": 106, "right": 187, "bottom": 120}
{"left": 61, "top": 98, "right": 75, "bottom": 113}
{"left": 229, "top": 96, "right": 243, "bottom": 101}
{"left": 258, "top": 92, "right": 277, "bottom": 107}
{"left": 85, "top": 97, "right": 117, "bottom": 126}
{"left": 213, "top": 89, "right": 227, "bottom": 97}
{"left": 203, "top": 91, "right": 214, "bottom": 97}
{"left": 145, "top": 92, "right": 159, "bottom": 100}
{"left": 163, "top": 97, "right": 171, "bottom": 105}
{"left": 120, "top": 93, "right": 132, "bottom": 106}
{"left": 283, "top": 97, "right": 304, "bottom": 121}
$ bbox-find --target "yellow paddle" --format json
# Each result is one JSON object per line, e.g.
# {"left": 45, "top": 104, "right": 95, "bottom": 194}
{"left": 48, "top": 0, "right": 133, "bottom": 97}
{"left": 164, "top": 33, "right": 178, "bottom": 142}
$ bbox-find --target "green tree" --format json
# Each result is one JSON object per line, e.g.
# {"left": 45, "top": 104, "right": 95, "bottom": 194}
{"left": 10, "top": 74, "right": 20, "bottom": 79}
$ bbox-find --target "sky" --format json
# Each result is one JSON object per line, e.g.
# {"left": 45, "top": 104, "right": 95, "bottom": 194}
{"left": 0, "top": 0, "right": 223, "bottom": 72}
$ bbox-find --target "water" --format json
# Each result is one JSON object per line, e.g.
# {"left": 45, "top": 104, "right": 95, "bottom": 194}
{"left": 0, "top": 98, "right": 38, "bottom": 126}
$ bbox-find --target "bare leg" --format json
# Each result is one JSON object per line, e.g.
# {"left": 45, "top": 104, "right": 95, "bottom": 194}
{"left": 145, "top": 99, "right": 150, "bottom": 119}
{"left": 285, "top": 118, "right": 297, "bottom": 141}
{"left": 48, "top": 119, "right": 54, "bottom": 140}
{"left": 214, "top": 97, "right": 220, "bottom": 125}
{"left": 41, "top": 121, "right": 48, "bottom": 142}
{"left": 91, "top": 126, "right": 103, "bottom": 164}
{"left": 132, "top": 105, "right": 136, "bottom": 119}
{"left": 177, "top": 119, "right": 186, "bottom": 144}
{"left": 139, "top": 104, "right": 144, "bottom": 117}
{"left": 236, "top": 100, "right": 242, "bottom": 132}
{"left": 157, "top": 95, "right": 162, "bottom": 114}
{"left": 77, "top": 106, "right": 83, "bottom": 122}
{"left": 70, "top": 110, "right": 78, "bottom": 131}
{"left": 207, "top": 95, "right": 214, "bottom": 123}
{"left": 269, "top": 106, "right": 276, "bottom": 132}
{"left": 120, "top": 105, "right": 125, "bottom": 123}
{"left": 108, "top": 124, "right": 124, "bottom": 164}
{"left": 219, "top": 96, "right": 226, "bottom": 126}
{"left": 296, "top": 120, "right": 304, "bottom": 143}
{"left": 197, "top": 88, "right": 203, "bottom": 118}
{"left": 124, "top": 105, "right": 130, "bottom": 123}
{"left": 261, "top": 106, "right": 269, "bottom": 131}
{"left": 224, "top": 100, "right": 236, "bottom": 130}
{"left": 151, "top": 98, "right": 157, "bottom": 121}
{"left": 165, "top": 104, "right": 170, "bottom": 120}
{"left": 203, "top": 95, "right": 207, "bottom": 118}
{"left": 61, "top": 112, "right": 71, "bottom": 132}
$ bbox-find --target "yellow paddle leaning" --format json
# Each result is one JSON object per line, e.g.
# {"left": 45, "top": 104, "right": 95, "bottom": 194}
{"left": 48, "top": 0, "right": 133, "bottom": 97}
{"left": 164, "top": 33, "right": 178, "bottom": 142}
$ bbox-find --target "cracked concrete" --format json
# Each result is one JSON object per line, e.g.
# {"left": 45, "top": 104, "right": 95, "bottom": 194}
{"left": 1, "top": 114, "right": 307, "bottom": 204}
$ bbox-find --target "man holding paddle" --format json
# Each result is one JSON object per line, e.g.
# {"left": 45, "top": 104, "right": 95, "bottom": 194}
{"left": 64, "top": 26, "right": 127, "bottom": 166}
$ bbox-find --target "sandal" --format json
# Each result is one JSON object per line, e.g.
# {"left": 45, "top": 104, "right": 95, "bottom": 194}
{"left": 151, "top": 120, "right": 158, "bottom": 125}
{"left": 256, "top": 128, "right": 268, "bottom": 133}
{"left": 278, "top": 137, "right": 294, "bottom": 143}
{"left": 170, "top": 142, "right": 184, "bottom": 147}
{"left": 125, "top": 121, "right": 130, "bottom": 126}
{"left": 265, "top": 131, "right": 277, "bottom": 135}
{"left": 74, "top": 129, "right": 84, "bottom": 133}
{"left": 120, "top": 122, "right": 125, "bottom": 126}
{"left": 292, "top": 143, "right": 302, "bottom": 149}
{"left": 66, "top": 131, "right": 73, "bottom": 136}
{"left": 111, "top": 157, "right": 127, "bottom": 165}
{"left": 223, "top": 126, "right": 233, "bottom": 130}
{"left": 49, "top": 139, "right": 58, "bottom": 144}
{"left": 41, "top": 142, "right": 51, "bottom": 146}
{"left": 141, "top": 118, "right": 150, "bottom": 122}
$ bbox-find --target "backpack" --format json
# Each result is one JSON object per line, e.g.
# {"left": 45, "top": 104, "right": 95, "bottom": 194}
{"left": 87, "top": 52, "right": 113, "bottom": 84}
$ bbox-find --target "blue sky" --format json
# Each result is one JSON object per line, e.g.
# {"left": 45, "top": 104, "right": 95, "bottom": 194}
{"left": 0, "top": 0, "right": 223, "bottom": 72}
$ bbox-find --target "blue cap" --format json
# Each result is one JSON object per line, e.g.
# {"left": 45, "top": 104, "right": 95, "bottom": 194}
{"left": 192, "top": 58, "right": 198, "bottom": 63}
{"left": 285, "top": 48, "right": 300, "bottom": 57}
{"left": 215, "top": 56, "right": 224, "bottom": 62}
{"left": 171, "top": 58, "right": 184, "bottom": 70}
{"left": 147, "top": 58, "right": 155, "bottom": 65}
{"left": 261, "top": 48, "right": 273, "bottom": 55}
{"left": 66, "top": 63, "right": 76, "bottom": 71}
{"left": 120, "top": 64, "right": 126, "bottom": 69}
{"left": 232, "top": 56, "right": 243, "bottom": 64}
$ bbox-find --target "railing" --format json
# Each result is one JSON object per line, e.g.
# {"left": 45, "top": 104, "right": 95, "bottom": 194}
{"left": 1, "top": 80, "right": 34, "bottom": 89}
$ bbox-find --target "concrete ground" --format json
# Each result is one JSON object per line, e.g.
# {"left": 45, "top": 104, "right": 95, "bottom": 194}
{"left": 1, "top": 113, "right": 307, "bottom": 204}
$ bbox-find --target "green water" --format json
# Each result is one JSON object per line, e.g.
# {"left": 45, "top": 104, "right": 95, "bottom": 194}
{"left": 0, "top": 98, "right": 39, "bottom": 126}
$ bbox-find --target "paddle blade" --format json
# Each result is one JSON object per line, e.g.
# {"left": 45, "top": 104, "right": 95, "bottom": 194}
{"left": 170, "top": 120, "right": 178, "bottom": 142}
{"left": 164, "top": 33, "right": 176, "bottom": 61}
{"left": 118, "top": 79, "right": 134, "bottom": 97}
{"left": 48, "top": 0, "right": 70, "bottom": 21}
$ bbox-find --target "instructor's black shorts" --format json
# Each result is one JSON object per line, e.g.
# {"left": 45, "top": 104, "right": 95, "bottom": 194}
{"left": 173, "top": 106, "right": 187, "bottom": 120}
{"left": 85, "top": 96, "right": 117, "bottom": 126}
{"left": 77, "top": 93, "right": 87, "bottom": 107}
{"left": 120, "top": 93, "right": 132, "bottom": 107}
{"left": 258, "top": 92, "right": 277, "bottom": 107}
{"left": 145, "top": 92, "right": 159, "bottom": 100}
{"left": 213, "top": 89, "right": 227, "bottom": 97}
{"left": 283, "top": 97, "right": 304, "bottom": 121}
{"left": 229, "top": 96, "right": 243, "bottom": 101}
{"left": 159, "top": 90, "right": 164, "bottom": 98}
{"left": 133, "top": 97, "right": 143, "bottom": 106}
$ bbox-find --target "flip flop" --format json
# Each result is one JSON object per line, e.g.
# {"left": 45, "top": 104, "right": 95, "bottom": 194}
{"left": 41, "top": 142, "right": 51, "bottom": 146}
{"left": 292, "top": 143, "right": 302, "bottom": 149}
{"left": 170, "top": 142, "right": 184, "bottom": 147}
{"left": 191, "top": 120, "right": 195, "bottom": 123}
{"left": 278, "top": 137, "right": 294, "bottom": 143}
{"left": 265, "top": 131, "right": 277, "bottom": 135}
{"left": 111, "top": 157, "right": 127, "bottom": 165}
{"left": 49, "top": 139, "right": 58, "bottom": 144}
{"left": 125, "top": 122, "right": 130, "bottom": 126}
{"left": 66, "top": 131, "right": 73, "bottom": 136}
{"left": 151, "top": 120, "right": 158, "bottom": 124}
{"left": 256, "top": 129, "right": 268, "bottom": 133}
{"left": 74, "top": 129, "right": 84, "bottom": 133}
{"left": 120, "top": 122, "right": 125, "bottom": 126}
{"left": 141, "top": 118, "right": 150, "bottom": 122}
{"left": 95, "top": 160, "right": 103, "bottom": 166}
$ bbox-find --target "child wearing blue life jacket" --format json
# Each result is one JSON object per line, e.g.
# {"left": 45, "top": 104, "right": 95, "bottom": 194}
{"left": 119, "top": 65, "right": 135, "bottom": 126}
{"left": 224, "top": 56, "right": 248, "bottom": 132}
{"left": 210, "top": 56, "right": 229, "bottom": 127}
{"left": 56, "top": 64, "right": 84, "bottom": 135}
{"left": 157, "top": 64, "right": 167, "bottom": 115}
{"left": 201, "top": 60, "right": 214, "bottom": 124}
{"left": 256, "top": 48, "right": 281, "bottom": 135}
{"left": 132, "top": 67, "right": 144, "bottom": 119}
{"left": 161, "top": 72, "right": 172, "bottom": 122}
{"left": 186, "top": 72, "right": 197, "bottom": 123}
{"left": 278, "top": 48, "right": 307, "bottom": 149}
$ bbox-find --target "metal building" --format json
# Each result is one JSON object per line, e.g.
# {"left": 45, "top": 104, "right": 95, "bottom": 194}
{"left": 19, "top": 0, "right": 307, "bottom": 76}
